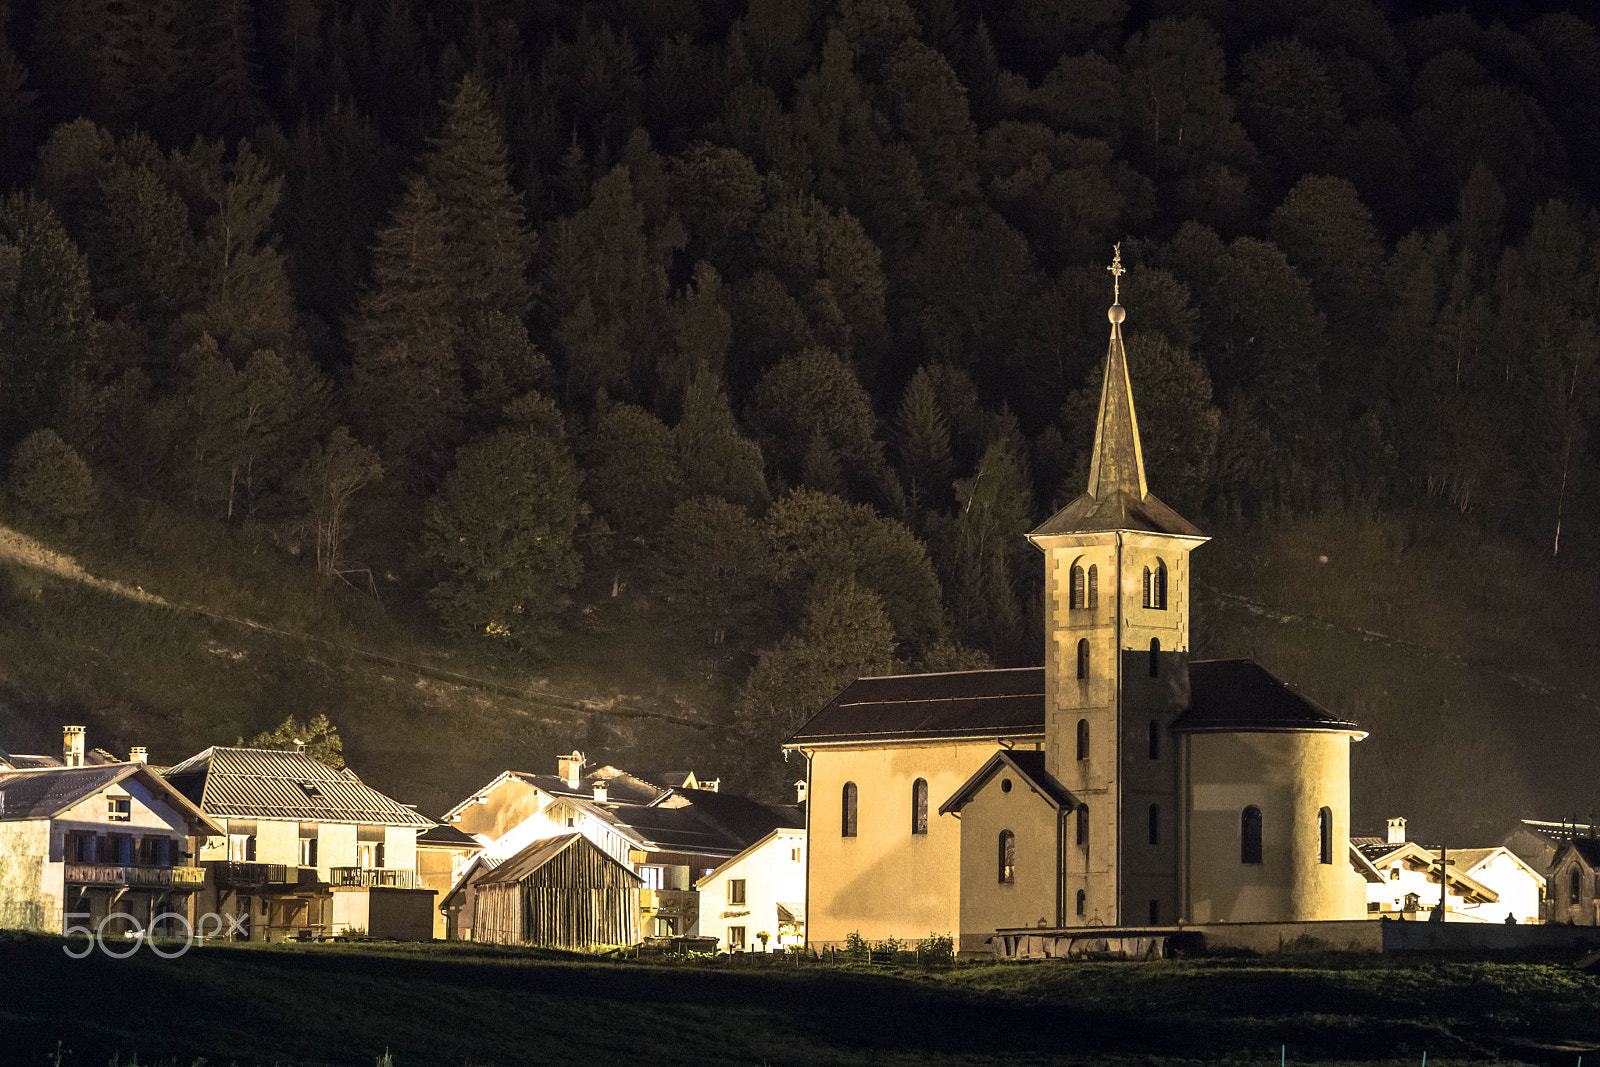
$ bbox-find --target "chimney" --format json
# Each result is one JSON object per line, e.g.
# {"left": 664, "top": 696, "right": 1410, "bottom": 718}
{"left": 795, "top": 780, "right": 808, "bottom": 805}
{"left": 558, "top": 751, "right": 585, "bottom": 789}
{"left": 129, "top": 746, "right": 147, "bottom": 764}
{"left": 1387, "top": 817, "right": 1407, "bottom": 845}
{"left": 292, "top": 739, "right": 307, "bottom": 754}
{"left": 704, "top": 778, "right": 720, "bottom": 793}
{"left": 63, "top": 725, "right": 86, "bottom": 768}
{"left": 593, "top": 781, "right": 608, "bottom": 803}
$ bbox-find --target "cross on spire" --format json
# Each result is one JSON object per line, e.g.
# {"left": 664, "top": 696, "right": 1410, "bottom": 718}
{"left": 1108, "top": 243, "right": 1125, "bottom": 305}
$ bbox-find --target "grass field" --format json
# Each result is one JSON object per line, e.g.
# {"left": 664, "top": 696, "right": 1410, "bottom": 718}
{"left": 4, "top": 933, "right": 1598, "bottom": 1067}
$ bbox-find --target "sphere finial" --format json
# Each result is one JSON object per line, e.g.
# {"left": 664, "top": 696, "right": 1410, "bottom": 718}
{"left": 1108, "top": 304, "right": 1125, "bottom": 324}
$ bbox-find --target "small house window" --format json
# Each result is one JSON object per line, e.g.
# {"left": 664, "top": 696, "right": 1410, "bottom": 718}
{"left": 998, "top": 830, "right": 1015, "bottom": 884}
{"left": 1390, "top": 867, "right": 1400, "bottom": 880}
{"left": 911, "top": 778, "right": 928, "bottom": 836}
{"left": 1076, "top": 803, "right": 1089, "bottom": 848}
{"left": 1070, "top": 563, "right": 1085, "bottom": 609}
{"left": 107, "top": 797, "right": 131, "bottom": 823}
{"left": 1076, "top": 639, "right": 1090, "bottom": 680}
{"left": 640, "top": 866, "right": 666, "bottom": 890}
{"left": 1148, "top": 804, "right": 1160, "bottom": 846}
{"left": 1076, "top": 719, "right": 1089, "bottom": 760}
{"left": 728, "top": 925, "right": 746, "bottom": 950}
{"left": 299, "top": 837, "right": 318, "bottom": 867}
{"left": 842, "top": 782, "right": 858, "bottom": 838}
{"left": 1241, "top": 806, "right": 1263, "bottom": 864}
{"left": 729, "top": 879, "right": 747, "bottom": 904}
{"left": 1076, "top": 889, "right": 1086, "bottom": 916}
{"left": 1318, "top": 807, "right": 1333, "bottom": 865}
{"left": 1149, "top": 638, "right": 1160, "bottom": 677}
{"left": 1086, "top": 565, "right": 1098, "bottom": 608}
{"left": 1148, "top": 719, "right": 1160, "bottom": 760}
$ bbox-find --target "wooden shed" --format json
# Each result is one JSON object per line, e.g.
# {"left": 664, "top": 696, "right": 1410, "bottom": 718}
{"left": 471, "top": 833, "right": 641, "bottom": 949}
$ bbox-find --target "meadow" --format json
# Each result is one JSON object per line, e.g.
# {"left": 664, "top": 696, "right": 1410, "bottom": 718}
{"left": 3, "top": 932, "right": 1598, "bottom": 1067}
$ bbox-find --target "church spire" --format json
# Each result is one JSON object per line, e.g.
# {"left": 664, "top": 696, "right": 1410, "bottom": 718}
{"left": 1085, "top": 245, "right": 1148, "bottom": 502}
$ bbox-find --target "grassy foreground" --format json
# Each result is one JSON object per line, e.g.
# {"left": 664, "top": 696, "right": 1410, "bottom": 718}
{"left": 3, "top": 934, "right": 1598, "bottom": 1067}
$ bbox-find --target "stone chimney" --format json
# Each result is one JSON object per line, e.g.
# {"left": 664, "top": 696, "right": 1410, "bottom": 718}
{"left": 292, "top": 739, "right": 307, "bottom": 754}
{"left": 795, "top": 780, "right": 808, "bottom": 804}
{"left": 63, "top": 725, "right": 86, "bottom": 768}
{"left": 1387, "top": 817, "right": 1406, "bottom": 845}
{"left": 129, "top": 746, "right": 148, "bottom": 764}
{"left": 558, "top": 751, "right": 584, "bottom": 789}
{"left": 593, "top": 781, "right": 608, "bottom": 803}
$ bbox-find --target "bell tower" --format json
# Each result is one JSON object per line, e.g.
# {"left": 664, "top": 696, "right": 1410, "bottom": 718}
{"left": 1027, "top": 247, "right": 1208, "bottom": 926}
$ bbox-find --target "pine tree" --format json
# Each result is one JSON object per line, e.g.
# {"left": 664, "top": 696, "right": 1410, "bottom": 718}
{"left": 346, "top": 175, "right": 466, "bottom": 487}
{"left": 891, "top": 365, "right": 953, "bottom": 514}
{"left": 675, "top": 371, "right": 768, "bottom": 510}
{"left": 0, "top": 193, "right": 93, "bottom": 444}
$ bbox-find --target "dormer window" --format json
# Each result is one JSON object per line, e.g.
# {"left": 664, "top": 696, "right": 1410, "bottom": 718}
{"left": 298, "top": 781, "right": 323, "bottom": 798}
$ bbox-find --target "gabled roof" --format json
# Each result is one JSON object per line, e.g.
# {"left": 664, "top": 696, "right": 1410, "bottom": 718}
{"left": 0, "top": 764, "right": 223, "bottom": 833}
{"left": 787, "top": 659, "right": 1361, "bottom": 747}
{"left": 1029, "top": 303, "right": 1203, "bottom": 540}
{"left": 557, "top": 791, "right": 797, "bottom": 860}
{"left": 787, "top": 667, "right": 1047, "bottom": 746}
{"left": 695, "top": 825, "right": 805, "bottom": 887}
{"left": 476, "top": 832, "right": 641, "bottom": 887}
{"left": 162, "top": 746, "right": 434, "bottom": 827}
{"left": 1, "top": 748, "right": 122, "bottom": 770}
{"left": 1555, "top": 838, "right": 1600, "bottom": 870}
{"left": 417, "top": 823, "right": 482, "bottom": 849}
{"left": 1350, "top": 845, "right": 1386, "bottom": 884}
{"left": 1355, "top": 841, "right": 1499, "bottom": 902}
{"left": 939, "top": 749, "right": 1076, "bottom": 816}
{"left": 1445, "top": 846, "right": 1545, "bottom": 886}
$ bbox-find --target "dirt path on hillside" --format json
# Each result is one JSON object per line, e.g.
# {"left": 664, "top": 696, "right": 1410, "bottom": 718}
{"left": 0, "top": 523, "right": 713, "bottom": 731}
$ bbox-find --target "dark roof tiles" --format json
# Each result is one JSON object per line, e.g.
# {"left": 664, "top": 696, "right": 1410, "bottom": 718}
{"left": 162, "top": 746, "right": 434, "bottom": 826}
{"left": 0, "top": 765, "right": 132, "bottom": 820}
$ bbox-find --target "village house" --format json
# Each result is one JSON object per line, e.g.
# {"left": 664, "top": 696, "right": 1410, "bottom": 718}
{"left": 1354, "top": 818, "right": 1544, "bottom": 923}
{"left": 0, "top": 727, "right": 220, "bottom": 936}
{"left": 440, "top": 754, "right": 800, "bottom": 944}
{"left": 786, "top": 275, "right": 1371, "bottom": 954}
{"left": 163, "top": 745, "right": 437, "bottom": 941}
{"left": 415, "top": 822, "right": 483, "bottom": 939}
{"left": 696, "top": 826, "right": 807, "bottom": 951}
{"left": 1547, "top": 838, "right": 1600, "bottom": 925}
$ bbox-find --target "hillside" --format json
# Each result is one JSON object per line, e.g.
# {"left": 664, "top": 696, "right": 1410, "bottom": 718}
{"left": 1, "top": 501, "right": 1596, "bottom": 839}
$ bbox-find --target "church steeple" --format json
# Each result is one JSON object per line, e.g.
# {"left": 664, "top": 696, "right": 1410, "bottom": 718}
{"left": 1030, "top": 247, "right": 1202, "bottom": 539}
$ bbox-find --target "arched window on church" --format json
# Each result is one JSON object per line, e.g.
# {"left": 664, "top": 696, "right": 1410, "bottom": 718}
{"left": 841, "top": 782, "right": 858, "bottom": 838}
{"left": 998, "top": 830, "right": 1015, "bottom": 884}
{"left": 1148, "top": 719, "right": 1160, "bottom": 760}
{"left": 911, "top": 778, "right": 928, "bottom": 836}
{"left": 1572, "top": 866, "right": 1582, "bottom": 906}
{"left": 1148, "top": 804, "right": 1160, "bottom": 846}
{"left": 1318, "top": 806, "right": 1333, "bottom": 864}
{"left": 1149, "top": 638, "right": 1161, "bottom": 678}
{"left": 1070, "top": 562, "right": 1085, "bottom": 609}
{"left": 1076, "top": 803, "right": 1090, "bottom": 848}
{"left": 1077, "top": 639, "right": 1090, "bottom": 680}
{"left": 1086, "top": 565, "right": 1098, "bottom": 608}
{"left": 1076, "top": 719, "right": 1089, "bottom": 761}
{"left": 1142, "top": 565, "right": 1152, "bottom": 607}
{"left": 1241, "top": 805, "right": 1263, "bottom": 864}
{"left": 1076, "top": 889, "right": 1086, "bottom": 917}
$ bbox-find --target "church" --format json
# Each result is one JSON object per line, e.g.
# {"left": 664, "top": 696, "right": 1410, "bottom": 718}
{"left": 785, "top": 262, "right": 1371, "bottom": 953}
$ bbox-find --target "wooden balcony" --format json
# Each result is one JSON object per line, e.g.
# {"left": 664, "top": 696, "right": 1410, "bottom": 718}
{"left": 640, "top": 888, "right": 698, "bottom": 916}
{"left": 328, "top": 867, "right": 418, "bottom": 889}
{"left": 64, "top": 864, "right": 207, "bottom": 890}
{"left": 210, "top": 861, "right": 297, "bottom": 889}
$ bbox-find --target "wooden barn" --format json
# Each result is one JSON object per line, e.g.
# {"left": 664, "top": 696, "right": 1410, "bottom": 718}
{"left": 469, "top": 832, "right": 641, "bottom": 949}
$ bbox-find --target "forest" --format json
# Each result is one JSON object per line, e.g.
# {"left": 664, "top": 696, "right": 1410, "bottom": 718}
{"left": 1, "top": 0, "right": 1599, "bottom": 790}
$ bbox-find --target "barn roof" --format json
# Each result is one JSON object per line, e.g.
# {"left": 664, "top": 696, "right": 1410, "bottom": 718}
{"left": 476, "top": 832, "right": 641, "bottom": 886}
{"left": 787, "top": 659, "right": 1361, "bottom": 746}
{"left": 163, "top": 746, "right": 434, "bottom": 827}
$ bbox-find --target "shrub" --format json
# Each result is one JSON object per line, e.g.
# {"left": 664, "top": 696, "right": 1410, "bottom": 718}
{"left": 844, "top": 930, "right": 869, "bottom": 962}
{"left": 917, "top": 932, "right": 956, "bottom": 965}
{"left": 8, "top": 429, "right": 94, "bottom": 520}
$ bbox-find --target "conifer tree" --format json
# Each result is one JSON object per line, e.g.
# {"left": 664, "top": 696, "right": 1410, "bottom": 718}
{"left": 0, "top": 193, "right": 93, "bottom": 443}
{"left": 583, "top": 401, "right": 682, "bottom": 535}
{"left": 675, "top": 371, "right": 768, "bottom": 510}
{"left": 346, "top": 175, "right": 465, "bottom": 487}
{"left": 891, "top": 364, "right": 953, "bottom": 514}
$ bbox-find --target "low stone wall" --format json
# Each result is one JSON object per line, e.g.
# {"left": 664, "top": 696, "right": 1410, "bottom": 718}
{"left": 1187, "top": 919, "right": 1383, "bottom": 954}
{"left": 1380, "top": 920, "right": 1600, "bottom": 953}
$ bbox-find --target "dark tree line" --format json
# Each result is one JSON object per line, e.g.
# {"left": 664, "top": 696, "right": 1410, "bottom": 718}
{"left": 2, "top": 0, "right": 1600, "bottom": 767}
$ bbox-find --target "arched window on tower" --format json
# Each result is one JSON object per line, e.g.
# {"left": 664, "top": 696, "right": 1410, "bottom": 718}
{"left": 1153, "top": 560, "right": 1168, "bottom": 609}
{"left": 1077, "top": 639, "right": 1090, "bottom": 680}
{"left": 841, "top": 782, "right": 858, "bottom": 838}
{"left": 1148, "top": 804, "right": 1160, "bottom": 845}
{"left": 1076, "top": 889, "right": 1086, "bottom": 916}
{"left": 1318, "top": 806, "right": 1333, "bottom": 864}
{"left": 1076, "top": 719, "right": 1089, "bottom": 761}
{"left": 1148, "top": 719, "right": 1160, "bottom": 760}
{"left": 911, "top": 779, "right": 928, "bottom": 835}
{"left": 998, "top": 830, "right": 1015, "bottom": 884}
{"left": 1076, "top": 803, "right": 1090, "bottom": 848}
{"left": 1241, "top": 805, "right": 1263, "bottom": 864}
{"left": 1086, "top": 565, "right": 1098, "bottom": 608}
{"left": 1070, "top": 562, "right": 1085, "bottom": 609}
{"left": 1149, "top": 637, "right": 1161, "bottom": 678}
{"left": 1142, "top": 566, "right": 1152, "bottom": 607}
